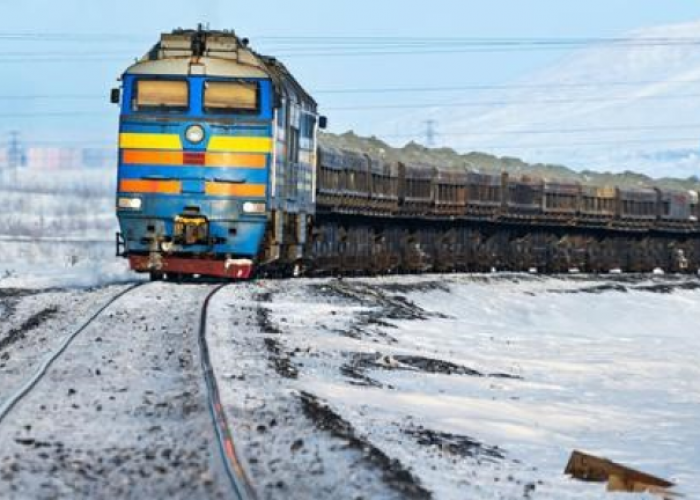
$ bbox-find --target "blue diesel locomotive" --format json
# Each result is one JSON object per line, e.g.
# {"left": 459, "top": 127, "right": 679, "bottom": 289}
{"left": 114, "top": 27, "right": 323, "bottom": 279}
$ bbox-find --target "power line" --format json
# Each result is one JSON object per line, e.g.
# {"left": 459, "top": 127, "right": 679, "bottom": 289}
{"left": 325, "top": 93, "right": 700, "bottom": 111}
{"left": 259, "top": 36, "right": 700, "bottom": 49}
{"left": 0, "top": 95, "right": 105, "bottom": 101}
{"left": 382, "top": 123, "right": 700, "bottom": 137}
{"left": 0, "top": 46, "right": 695, "bottom": 64}
{"left": 3, "top": 33, "right": 700, "bottom": 42}
{"left": 1, "top": 110, "right": 699, "bottom": 140}
{"left": 1, "top": 35, "right": 700, "bottom": 60}
{"left": 1, "top": 108, "right": 699, "bottom": 137}
{"left": 0, "top": 33, "right": 146, "bottom": 42}
{"left": 275, "top": 46, "right": 700, "bottom": 58}
{"left": 0, "top": 92, "right": 697, "bottom": 110}
{"left": 0, "top": 111, "right": 111, "bottom": 118}
{"left": 256, "top": 35, "right": 700, "bottom": 42}
{"left": 3, "top": 86, "right": 700, "bottom": 105}
{"left": 315, "top": 80, "right": 700, "bottom": 94}
{"left": 9, "top": 136, "right": 699, "bottom": 151}
{"left": 0, "top": 57, "right": 131, "bottom": 64}
{"left": 439, "top": 137, "right": 700, "bottom": 150}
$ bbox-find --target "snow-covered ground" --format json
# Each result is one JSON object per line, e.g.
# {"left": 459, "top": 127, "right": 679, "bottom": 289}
{"left": 0, "top": 283, "right": 230, "bottom": 499}
{"left": 0, "top": 167, "right": 137, "bottom": 289}
{"left": 211, "top": 274, "right": 699, "bottom": 499}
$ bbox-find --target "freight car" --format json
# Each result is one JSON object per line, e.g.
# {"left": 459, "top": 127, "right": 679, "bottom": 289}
{"left": 113, "top": 28, "right": 700, "bottom": 279}
{"left": 311, "top": 150, "right": 700, "bottom": 273}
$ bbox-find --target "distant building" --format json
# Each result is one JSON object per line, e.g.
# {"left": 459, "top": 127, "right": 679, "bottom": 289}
{"left": 0, "top": 147, "right": 114, "bottom": 170}
{"left": 82, "top": 148, "right": 116, "bottom": 169}
{"left": 25, "top": 148, "right": 82, "bottom": 170}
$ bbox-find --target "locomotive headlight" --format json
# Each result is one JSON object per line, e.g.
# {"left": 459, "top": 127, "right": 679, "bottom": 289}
{"left": 185, "top": 124, "right": 205, "bottom": 144}
{"left": 118, "top": 197, "right": 142, "bottom": 210}
{"left": 242, "top": 202, "right": 266, "bottom": 214}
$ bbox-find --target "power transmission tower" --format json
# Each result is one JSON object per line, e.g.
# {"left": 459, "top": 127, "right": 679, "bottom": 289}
{"left": 7, "top": 131, "right": 25, "bottom": 182}
{"left": 423, "top": 120, "right": 438, "bottom": 147}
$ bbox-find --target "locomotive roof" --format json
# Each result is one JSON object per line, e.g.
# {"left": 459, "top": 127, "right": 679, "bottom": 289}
{"left": 123, "top": 28, "right": 317, "bottom": 108}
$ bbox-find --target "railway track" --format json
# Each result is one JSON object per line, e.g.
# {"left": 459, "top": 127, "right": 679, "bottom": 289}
{"left": 0, "top": 282, "right": 255, "bottom": 499}
{"left": 0, "top": 282, "right": 146, "bottom": 424}
{"left": 199, "top": 285, "right": 257, "bottom": 500}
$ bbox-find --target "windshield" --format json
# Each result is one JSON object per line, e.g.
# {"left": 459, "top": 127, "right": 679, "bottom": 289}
{"left": 204, "top": 81, "right": 259, "bottom": 114}
{"left": 133, "top": 80, "right": 189, "bottom": 112}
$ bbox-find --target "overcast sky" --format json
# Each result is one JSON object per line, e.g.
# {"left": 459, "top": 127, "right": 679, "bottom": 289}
{"left": 2, "top": 0, "right": 700, "bottom": 147}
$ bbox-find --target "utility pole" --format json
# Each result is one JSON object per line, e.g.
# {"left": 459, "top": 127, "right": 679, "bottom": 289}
{"left": 423, "top": 120, "right": 438, "bottom": 147}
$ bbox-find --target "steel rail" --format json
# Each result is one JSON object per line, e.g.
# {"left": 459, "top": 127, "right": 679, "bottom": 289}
{"left": 0, "top": 282, "right": 147, "bottom": 424}
{"left": 198, "top": 285, "right": 257, "bottom": 500}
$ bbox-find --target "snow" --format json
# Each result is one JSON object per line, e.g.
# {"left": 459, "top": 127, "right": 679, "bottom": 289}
{"left": 211, "top": 275, "right": 699, "bottom": 499}
{"left": 0, "top": 283, "right": 230, "bottom": 499}
{"left": 207, "top": 285, "right": 406, "bottom": 500}
{"left": 2, "top": 271, "right": 696, "bottom": 498}
{"left": 382, "top": 19, "right": 700, "bottom": 177}
{"left": 0, "top": 258, "right": 138, "bottom": 290}
{"left": 0, "top": 167, "right": 138, "bottom": 289}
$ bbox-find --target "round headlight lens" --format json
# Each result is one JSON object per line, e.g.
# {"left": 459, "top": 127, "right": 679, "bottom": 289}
{"left": 118, "top": 197, "right": 142, "bottom": 210}
{"left": 243, "top": 202, "right": 266, "bottom": 214}
{"left": 185, "top": 125, "right": 205, "bottom": 144}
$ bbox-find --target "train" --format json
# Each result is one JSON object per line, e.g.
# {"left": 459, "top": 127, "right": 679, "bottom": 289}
{"left": 114, "top": 27, "right": 700, "bottom": 279}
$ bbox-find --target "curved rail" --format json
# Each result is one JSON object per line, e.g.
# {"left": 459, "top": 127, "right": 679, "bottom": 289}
{"left": 198, "top": 285, "right": 257, "bottom": 500}
{"left": 0, "top": 282, "right": 146, "bottom": 424}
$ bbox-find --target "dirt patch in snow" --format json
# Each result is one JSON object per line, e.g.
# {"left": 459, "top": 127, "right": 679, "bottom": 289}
{"left": 263, "top": 338, "right": 299, "bottom": 379}
{"left": 0, "top": 288, "right": 46, "bottom": 300}
{"left": 255, "top": 292, "right": 281, "bottom": 335}
{"left": 635, "top": 281, "right": 700, "bottom": 294}
{"left": 255, "top": 290, "right": 300, "bottom": 379}
{"left": 396, "top": 355, "right": 522, "bottom": 380}
{"left": 299, "top": 391, "right": 432, "bottom": 500}
{"left": 314, "top": 281, "right": 435, "bottom": 321}
{"left": 378, "top": 280, "right": 451, "bottom": 295}
{"left": 0, "top": 306, "right": 59, "bottom": 353}
{"left": 554, "top": 283, "right": 630, "bottom": 294}
{"left": 551, "top": 277, "right": 700, "bottom": 295}
{"left": 339, "top": 360, "right": 386, "bottom": 388}
{"left": 342, "top": 352, "right": 522, "bottom": 382}
{"left": 404, "top": 425, "right": 505, "bottom": 462}
{"left": 311, "top": 280, "right": 449, "bottom": 342}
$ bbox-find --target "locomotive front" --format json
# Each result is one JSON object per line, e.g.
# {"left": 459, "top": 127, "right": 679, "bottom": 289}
{"left": 114, "top": 29, "right": 320, "bottom": 279}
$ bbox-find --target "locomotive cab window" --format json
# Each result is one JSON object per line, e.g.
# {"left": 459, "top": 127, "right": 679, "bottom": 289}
{"left": 204, "top": 81, "right": 259, "bottom": 114}
{"left": 133, "top": 80, "right": 189, "bottom": 112}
